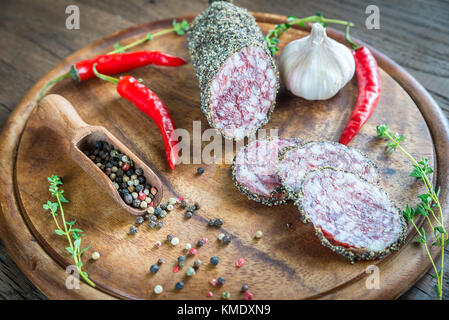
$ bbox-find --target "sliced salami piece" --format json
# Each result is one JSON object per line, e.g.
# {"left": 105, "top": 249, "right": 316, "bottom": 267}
{"left": 298, "top": 168, "right": 406, "bottom": 262}
{"left": 277, "top": 141, "right": 379, "bottom": 199}
{"left": 232, "top": 137, "right": 303, "bottom": 205}
{"left": 188, "top": 0, "right": 279, "bottom": 140}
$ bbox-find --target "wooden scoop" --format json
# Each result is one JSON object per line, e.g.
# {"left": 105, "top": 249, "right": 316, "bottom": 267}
{"left": 36, "top": 94, "right": 163, "bottom": 216}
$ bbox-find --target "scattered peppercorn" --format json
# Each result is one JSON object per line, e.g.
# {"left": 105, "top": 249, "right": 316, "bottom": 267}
{"left": 206, "top": 291, "right": 213, "bottom": 297}
{"left": 129, "top": 226, "right": 138, "bottom": 235}
{"left": 136, "top": 216, "right": 144, "bottom": 225}
{"left": 180, "top": 200, "right": 187, "bottom": 208}
{"left": 185, "top": 243, "right": 192, "bottom": 251}
{"left": 208, "top": 219, "right": 215, "bottom": 226}
{"left": 150, "top": 264, "right": 159, "bottom": 274}
{"left": 178, "top": 255, "right": 186, "bottom": 266}
{"left": 157, "top": 221, "right": 163, "bottom": 229}
{"left": 155, "top": 241, "right": 162, "bottom": 248}
{"left": 185, "top": 211, "right": 193, "bottom": 219}
{"left": 255, "top": 230, "right": 263, "bottom": 239}
{"left": 167, "top": 234, "right": 174, "bottom": 242}
{"left": 193, "top": 259, "right": 201, "bottom": 269}
{"left": 175, "top": 281, "right": 184, "bottom": 290}
{"left": 91, "top": 252, "right": 100, "bottom": 260}
{"left": 222, "top": 234, "right": 232, "bottom": 244}
{"left": 171, "top": 237, "right": 179, "bottom": 246}
{"left": 210, "top": 256, "right": 219, "bottom": 266}
{"left": 217, "top": 277, "right": 226, "bottom": 286}
{"left": 188, "top": 248, "right": 197, "bottom": 256}
{"left": 186, "top": 267, "right": 196, "bottom": 277}
{"left": 241, "top": 284, "right": 249, "bottom": 292}
{"left": 154, "top": 285, "right": 163, "bottom": 294}
{"left": 168, "top": 197, "right": 177, "bottom": 205}
{"left": 194, "top": 202, "right": 200, "bottom": 210}
{"left": 222, "top": 291, "right": 231, "bottom": 300}
{"left": 197, "top": 167, "right": 205, "bottom": 175}
{"left": 235, "top": 258, "right": 245, "bottom": 268}
{"left": 243, "top": 291, "right": 254, "bottom": 300}
{"left": 214, "top": 218, "right": 224, "bottom": 227}
{"left": 157, "top": 258, "right": 164, "bottom": 265}
{"left": 167, "top": 204, "right": 174, "bottom": 211}
{"left": 160, "top": 203, "right": 167, "bottom": 210}
{"left": 197, "top": 239, "right": 204, "bottom": 247}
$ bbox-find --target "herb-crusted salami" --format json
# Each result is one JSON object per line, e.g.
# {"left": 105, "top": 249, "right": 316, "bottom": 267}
{"left": 277, "top": 141, "right": 379, "bottom": 199}
{"left": 232, "top": 137, "right": 303, "bottom": 205}
{"left": 298, "top": 168, "right": 406, "bottom": 263}
{"left": 188, "top": 0, "right": 279, "bottom": 140}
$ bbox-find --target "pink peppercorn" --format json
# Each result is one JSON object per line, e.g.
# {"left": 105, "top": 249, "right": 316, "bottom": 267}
{"left": 138, "top": 191, "right": 146, "bottom": 201}
{"left": 188, "top": 248, "right": 197, "bottom": 256}
{"left": 151, "top": 187, "right": 158, "bottom": 195}
{"left": 122, "top": 163, "right": 130, "bottom": 171}
{"left": 201, "top": 237, "right": 208, "bottom": 244}
{"left": 243, "top": 291, "right": 254, "bottom": 300}
{"left": 179, "top": 195, "right": 184, "bottom": 202}
{"left": 210, "top": 278, "right": 217, "bottom": 286}
{"left": 206, "top": 291, "right": 213, "bottom": 297}
{"left": 236, "top": 258, "right": 245, "bottom": 268}
{"left": 173, "top": 266, "right": 180, "bottom": 273}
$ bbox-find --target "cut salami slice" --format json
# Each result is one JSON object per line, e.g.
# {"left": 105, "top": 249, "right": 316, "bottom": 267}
{"left": 298, "top": 168, "right": 406, "bottom": 262}
{"left": 277, "top": 141, "right": 379, "bottom": 200}
{"left": 232, "top": 137, "right": 303, "bottom": 206}
{"left": 188, "top": 0, "right": 279, "bottom": 140}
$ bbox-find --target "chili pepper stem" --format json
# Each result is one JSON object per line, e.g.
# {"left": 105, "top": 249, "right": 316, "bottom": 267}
{"left": 38, "top": 72, "right": 72, "bottom": 102}
{"left": 92, "top": 63, "right": 119, "bottom": 84}
{"left": 345, "top": 25, "right": 361, "bottom": 50}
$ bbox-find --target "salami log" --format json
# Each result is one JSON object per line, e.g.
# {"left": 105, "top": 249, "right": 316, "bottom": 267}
{"left": 188, "top": 0, "right": 279, "bottom": 140}
{"left": 232, "top": 137, "right": 303, "bottom": 205}
{"left": 277, "top": 141, "right": 379, "bottom": 200}
{"left": 298, "top": 168, "right": 406, "bottom": 263}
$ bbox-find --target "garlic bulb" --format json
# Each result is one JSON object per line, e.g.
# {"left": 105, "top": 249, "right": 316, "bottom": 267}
{"left": 280, "top": 23, "right": 355, "bottom": 100}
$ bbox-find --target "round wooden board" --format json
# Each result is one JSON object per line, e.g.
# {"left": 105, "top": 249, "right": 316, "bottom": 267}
{"left": 1, "top": 13, "right": 448, "bottom": 300}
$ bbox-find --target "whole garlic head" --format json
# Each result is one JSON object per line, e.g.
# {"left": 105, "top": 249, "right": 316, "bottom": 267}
{"left": 280, "top": 23, "right": 355, "bottom": 100}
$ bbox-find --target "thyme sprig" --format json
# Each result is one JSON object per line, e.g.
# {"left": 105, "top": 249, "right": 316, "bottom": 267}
{"left": 264, "top": 13, "right": 354, "bottom": 56}
{"left": 377, "top": 124, "right": 447, "bottom": 300}
{"left": 109, "top": 19, "right": 189, "bottom": 54}
{"left": 43, "top": 175, "right": 95, "bottom": 287}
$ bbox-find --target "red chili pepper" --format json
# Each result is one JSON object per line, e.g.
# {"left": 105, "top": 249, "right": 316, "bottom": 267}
{"left": 38, "top": 51, "right": 185, "bottom": 101}
{"left": 93, "top": 65, "right": 178, "bottom": 170}
{"left": 339, "top": 31, "right": 381, "bottom": 145}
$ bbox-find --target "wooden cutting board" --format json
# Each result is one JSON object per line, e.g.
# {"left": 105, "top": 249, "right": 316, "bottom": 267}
{"left": 0, "top": 13, "right": 448, "bottom": 300}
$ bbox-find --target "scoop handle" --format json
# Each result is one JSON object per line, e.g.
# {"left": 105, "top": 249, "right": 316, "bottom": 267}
{"left": 37, "top": 94, "right": 88, "bottom": 141}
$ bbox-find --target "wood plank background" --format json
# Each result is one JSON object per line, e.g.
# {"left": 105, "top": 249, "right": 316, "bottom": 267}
{"left": 0, "top": 0, "right": 448, "bottom": 300}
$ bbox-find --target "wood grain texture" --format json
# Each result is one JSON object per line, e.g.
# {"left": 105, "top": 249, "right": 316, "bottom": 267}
{"left": 0, "top": 0, "right": 448, "bottom": 300}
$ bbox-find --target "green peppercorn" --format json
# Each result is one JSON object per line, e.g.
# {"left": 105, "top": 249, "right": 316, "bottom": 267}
{"left": 222, "top": 291, "right": 231, "bottom": 299}
{"left": 186, "top": 267, "right": 195, "bottom": 277}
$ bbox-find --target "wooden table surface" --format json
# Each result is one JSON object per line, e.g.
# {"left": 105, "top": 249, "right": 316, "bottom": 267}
{"left": 0, "top": 0, "right": 448, "bottom": 300}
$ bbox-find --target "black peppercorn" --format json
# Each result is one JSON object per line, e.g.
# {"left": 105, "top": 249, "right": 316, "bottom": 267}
{"left": 197, "top": 239, "right": 204, "bottom": 247}
{"left": 187, "top": 205, "right": 196, "bottom": 212}
{"left": 124, "top": 194, "right": 133, "bottom": 205}
{"left": 132, "top": 199, "right": 141, "bottom": 208}
{"left": 214, "top": 218, "right": 224, "bottom": 227}
{"left": 197, "top": 167, "right": 205, "bottom": 174}
{"left": 185, "top": 211, "right": 193, "bottom": 219}
{"left": 217, "top": 277, "right": 225, "bottom": 285}
{"left": 208, "top": 219, "right": 215, "bottom": 226}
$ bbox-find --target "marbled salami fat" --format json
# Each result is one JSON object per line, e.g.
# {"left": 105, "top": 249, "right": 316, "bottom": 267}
{"left": 298, "top": 168, "right": 406, "bottom": 262}
{"left": 188, "top": 0, "right": 279, "bottom": 140}
{"left": 232, "top": 138, "right": 302, "bottom": 205}
{"left": 277, "top": 141, "right": 379, "bottom": 199}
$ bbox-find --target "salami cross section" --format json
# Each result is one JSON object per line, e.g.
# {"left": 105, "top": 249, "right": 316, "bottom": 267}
{"left": 188, "top": 0, "right": 279, "bottom": 140}
{"left": 232, "top": 138, "right": 302, "bottom": 205}
{"left": 298, "top": 168, "right": 406, "bottom": 262}
{"left": 277, "top": 141, "right": 379, "bottom": 199}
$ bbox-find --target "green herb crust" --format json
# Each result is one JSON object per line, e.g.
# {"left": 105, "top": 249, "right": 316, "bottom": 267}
{"left": 188, "top": 0, "right": 279, "bottom": 140}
